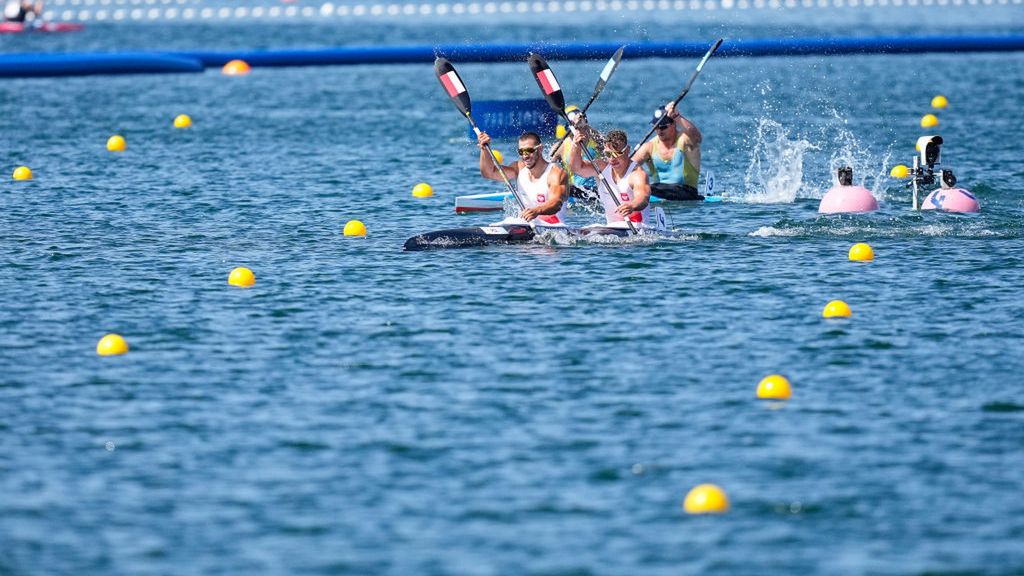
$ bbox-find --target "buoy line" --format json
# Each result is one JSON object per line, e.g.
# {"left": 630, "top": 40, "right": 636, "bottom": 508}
{"left": 42, "top": 0, "right": 1020, "bottom": 22}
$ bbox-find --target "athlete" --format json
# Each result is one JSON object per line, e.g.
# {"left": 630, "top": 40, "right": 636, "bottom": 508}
{"left": 631, "top": 102, "right": 703, "bottom": 201}
{"left": 3, "top": 0, "right": 43, "bottom": 22}
{"left": 549, "top": 105, "right": 602, "bottom": 202}
{"left": 569, "top": 129, "right": 651, "bottom": 225}
{"left": 477, "top": 130, "right": 569, "bottom": 225}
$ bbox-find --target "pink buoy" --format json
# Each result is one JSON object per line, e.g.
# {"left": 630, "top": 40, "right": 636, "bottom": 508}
{"left": 818, "top": 185, "right": 879, "bottom": 214}
{"left": 921, "top": 188, "right": 980, "bottom": 213}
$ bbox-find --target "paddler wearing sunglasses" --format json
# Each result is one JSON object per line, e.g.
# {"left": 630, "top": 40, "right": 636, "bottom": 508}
{"left": 477, "top": 130, "right": 569, "bottom": 225}
{"left": 569, "top": 129, "right": 652, "bottom": 225}
{"left": 630, "top": 102, "right": 703, "bottom": 201}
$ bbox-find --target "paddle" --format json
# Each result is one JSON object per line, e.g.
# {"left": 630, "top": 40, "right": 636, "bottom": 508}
{"left": 546, "top": 46, "right": 625, "bottom": 162}
{"left": 434, "top": 56, "right": 528, "bottom": 213}
{"left": 528, "top": 51, "right": 637, "bottom": 235}
{"left": 631, "top": 38, "right": 723, "bottom": 156}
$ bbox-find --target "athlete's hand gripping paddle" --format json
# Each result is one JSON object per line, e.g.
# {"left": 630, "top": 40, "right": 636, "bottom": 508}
{"left": 434, "top": 56, "right": 528, "bottom": 213}
{"left": 631, "top": 38, "right": 723, "bottom": 156}
{"left": 546, "top": 46, "right": 625, "bottom": 162}
{"left": 528, "top": 52, "right": 638, "bottom": 235}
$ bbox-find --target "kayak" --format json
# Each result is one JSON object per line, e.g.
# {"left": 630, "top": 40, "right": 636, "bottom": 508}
{"left": 404, "top": 222, "right": 536, "bottom": 251}
{"left": 404, "top": 219, "right": 655, "bottom": 251}
{"left": 0, "top": 22, "right": 85, "bottom": 33}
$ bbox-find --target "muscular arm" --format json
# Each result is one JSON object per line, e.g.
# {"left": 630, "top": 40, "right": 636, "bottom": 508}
{"left": 616, "top": 169, "right": 651, "bottom": 216}
{"left": 664, "top": 102, "right": 702, "bottom": 148}
{"left": 673, "top": 114, "right": 702, "bottom": 148}
{"left": 569, "top": 135, "right": 602, "bottom": 178}
{"left": 666, "top": 104, "right": 702, "bottom": 171}
{"left": 629, "top": 140, "right": 652, "bottom": 164}
{"left": 477, "top": 132, "right": 518, "bottom": 182}
{"left": 541, "top": 165, "right": 569, "bottom": 214}
{"left": 479, "top": 148, "right": 518, "bottom": 182}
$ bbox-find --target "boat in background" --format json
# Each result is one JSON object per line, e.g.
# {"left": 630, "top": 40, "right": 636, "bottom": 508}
{"left": 0, "top": 21, "right": 84, "bottom": 34}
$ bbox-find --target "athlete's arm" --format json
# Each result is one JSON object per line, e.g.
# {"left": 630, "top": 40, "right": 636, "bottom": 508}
{"left": 629, "top": 139, "right": 651, "bottom": 164}
{"left": 570, "top": 131, "right": 601, "bottom": 177}
{"left": 477, "top": 131, "right": 518, "bottom": 181}
{"left": 665, "top": 103, "right": 702, "bottom": 152}
{"left": 616, "top": 169, "right": 652, "bottom": 216}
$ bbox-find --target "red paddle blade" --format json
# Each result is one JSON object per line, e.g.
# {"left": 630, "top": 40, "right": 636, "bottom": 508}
{"left": 527, "top": 52, "right": 566, "bottom": 116}
{"left": 435, "top": 57, "right": 471, "bottom": 117}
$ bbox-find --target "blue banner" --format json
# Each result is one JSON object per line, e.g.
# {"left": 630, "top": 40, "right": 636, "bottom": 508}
{"left": 468, "top": 99, "right": 557, "bottom": 141}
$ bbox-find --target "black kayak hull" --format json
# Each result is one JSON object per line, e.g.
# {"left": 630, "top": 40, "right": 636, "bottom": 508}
{"left": 403, "top": 224, "right": 535, "bottom": 251}
{"left": 403, "top": 223, "right": 640, "bottom": 250}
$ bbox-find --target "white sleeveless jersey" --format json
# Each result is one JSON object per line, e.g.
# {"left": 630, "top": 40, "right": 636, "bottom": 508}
{"left": 598, "top": 162, "right": 649, "bottom": 225}
{"left": 517, "top": 162, "right": 568, "bottom": 225}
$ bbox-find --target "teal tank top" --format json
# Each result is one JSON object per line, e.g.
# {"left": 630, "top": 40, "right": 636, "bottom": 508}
{"left": 645, "top": 146, "right": 699, "bottom": 188}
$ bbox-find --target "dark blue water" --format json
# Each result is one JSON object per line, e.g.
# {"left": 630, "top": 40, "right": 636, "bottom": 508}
{"left": 2, "top": 12, "right": 1024, "bottom": 575}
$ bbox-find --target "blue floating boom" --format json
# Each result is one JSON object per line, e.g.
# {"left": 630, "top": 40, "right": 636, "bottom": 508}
{"left": 1, "top": 35, "right": 1022, "bottom": 78}
{"left": 0, "top": 52, "right": 203, "bottom": 78}
{"left": 175, "top": 35, "right": 1024, "bottom": 67}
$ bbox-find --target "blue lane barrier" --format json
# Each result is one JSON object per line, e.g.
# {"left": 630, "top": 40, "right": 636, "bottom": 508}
{"left": 2, "top": 35, "right": 1022, "bottom": 78}
{"left": 0, "top": 52, "right": 203, "bottom": 78}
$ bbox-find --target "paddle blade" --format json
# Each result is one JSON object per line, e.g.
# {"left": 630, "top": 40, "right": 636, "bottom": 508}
{"left": 527, "top": 52, "right": 566, "bottom": 116}
{"left": 581, "top": 45, "right": 624, "bottom": 113}
{"left": 435, "top": 56, "right": 472, "bottom": 117}
{"left": 599, "top": 46, "right": 625, "bottom": 84}
{"left": 696, "top": 38, "right": 724, "bottom": 72}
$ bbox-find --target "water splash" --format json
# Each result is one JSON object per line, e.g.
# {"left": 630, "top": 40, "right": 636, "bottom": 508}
{"left": 823, "top": 110, "right": 893, "bottom": 201}
{"left": 743, "top": 118, "right": 818, "bottom": 204}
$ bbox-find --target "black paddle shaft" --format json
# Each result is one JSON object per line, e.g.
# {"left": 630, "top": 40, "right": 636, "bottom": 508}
{"left": 434, "top": 56, "right": 527, "bottom": 212}
{"left": 632, "top": 38, "right": 723, "bottom": 155}
{"left": 546, "top": 46, "right": 624, "bottom": 161}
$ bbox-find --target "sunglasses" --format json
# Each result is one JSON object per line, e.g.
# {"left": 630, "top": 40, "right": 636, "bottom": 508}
{"left": 518, "top": 146, "right": 541, "bottom": 156}
{"left": 655, "top": 122, "right": 673, "bottom": 130}
{"left": 604, "top": 146, "right": 627, "bottom": 159}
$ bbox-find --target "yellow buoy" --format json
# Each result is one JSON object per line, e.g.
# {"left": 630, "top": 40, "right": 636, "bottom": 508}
{"left": 823, "top": 300, "right": 852, "bottom": 318}
{"left": 491, "top": 149, "right": 504, "bottom": 164}
{"left": 228, "top": 267, "right": 255, "bottom": 288}
{"left": 412, "top": 183, "right": 433, "bottom": 198}
{"left": 344, "top": 220, "right": 367, "bottom": 237}
{"left": 12, "top": 166, "right": 32, "bottom": 180}
{"left": 222, "top": 59, "right": 251, "bottom": 75}
{"left": 756, "top": 374, "right": 792, "bottom": 400}
{"left": 106, "top": 135, "right": 126, "bottom": 152}
{"left": 173, "top": 114, "right": 192, "bottom": 129}
{"left": 920, "top": 114, "right": 939, "bottom": 128}
{"left": 555, "top": 124, "right": 567, "bottom": 140}
{"left": 849, "top": 242, "right": 874, "bottom": 261}
{"left": 683, "top": 484, "right": 730, "bottom": 514}
{"left": 889, "top": 164, "right": 909, "bottom": 179}
{"left": 96, "top": 333, "right": 129, "bottom": 356}
{"left": 931, "top": 95, "right": 948, "bottom": 109}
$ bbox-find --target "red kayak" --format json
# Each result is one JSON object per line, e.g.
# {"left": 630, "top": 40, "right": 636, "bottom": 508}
{"left": 0, "top": 21, "right": 84, "bottom": 33}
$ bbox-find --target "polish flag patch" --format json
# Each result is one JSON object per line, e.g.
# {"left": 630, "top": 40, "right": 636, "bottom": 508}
{"left": 537, "top": 194, "right": 546, "bottom": 203}
{"left": 440, "top": 71, "right": 466, "bottom": 98}
{"left": 535, "top": 69, "right": 560, "bottom": 95}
